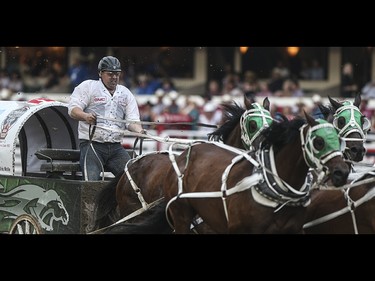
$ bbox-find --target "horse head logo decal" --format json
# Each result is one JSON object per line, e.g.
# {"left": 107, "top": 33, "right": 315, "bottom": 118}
{"left": 0, "top": 184, "right": 69, "bottom": 232}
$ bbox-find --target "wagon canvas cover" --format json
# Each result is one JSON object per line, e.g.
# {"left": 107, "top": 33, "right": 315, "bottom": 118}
{"left": 0, "top": 98, "right": 79, "bottom": 176}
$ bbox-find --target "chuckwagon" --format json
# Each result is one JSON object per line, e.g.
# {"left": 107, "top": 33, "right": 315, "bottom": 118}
{"left": 0, "top": 98, "right": 110, "bottom": 234}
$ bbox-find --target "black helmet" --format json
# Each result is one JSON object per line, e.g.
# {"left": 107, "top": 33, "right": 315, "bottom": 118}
{"left": 98, "top": 56, "right": 121, "bottom": 72}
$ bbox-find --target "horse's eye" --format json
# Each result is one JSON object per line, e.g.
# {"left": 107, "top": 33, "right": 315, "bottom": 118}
{"left": 337, "top": 116, "right": 346, "bottom": 129}
{"left": 248, "top": 120, "right": 257, "bottom": 133}
{"left": 313, "top": 137, "right": 325, "bottom": 150}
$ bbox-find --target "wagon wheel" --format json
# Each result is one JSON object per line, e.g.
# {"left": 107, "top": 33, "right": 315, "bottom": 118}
{"left": 9, "top": 214, "right": 43, "bottom": 234}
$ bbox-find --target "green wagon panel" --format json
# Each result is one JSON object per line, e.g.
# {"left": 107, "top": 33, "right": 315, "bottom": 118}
{"left": 0, "top": 175, "right": 107, "bottom": 234}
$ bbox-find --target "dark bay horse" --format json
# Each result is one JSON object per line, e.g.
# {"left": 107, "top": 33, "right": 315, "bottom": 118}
{"left": 112, "top": 113, "right": 350, "bottom": 234}
{"left": 318, "top": 93, "right": 370, "bottom": 163}
{"left": 87, "top": 150, "right": 172, "bottom": 232}
{"left": 301, "top": 93, "right": 373, "bottom": 234}
{"left": 194, "top": 94, "right": 370, "bottom": 234}
{"left": 208, "top": 96, "right": 273, "bottom": 151}
{"left": 88, "top": 95, "right": 273, "bottom": 233}
{"left": 304, "top": 170, "right": 375, "bottom": 234}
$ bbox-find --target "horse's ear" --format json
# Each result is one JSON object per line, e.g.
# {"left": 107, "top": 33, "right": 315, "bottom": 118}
{"left": 263, "top": 97, "right": 270, "bottom": 111}
{"left": 304, "top": 110, "right": 319, "bottom": 126}
{"left": 354, "top": 92, "right": 361, "bottom": 108}
{"left": 244, "top": 93, "right": 252, "bottom": 109}
{"left": 318, "top": 103, "right": 331, "bottom": 120}
{"left": 328, "top": 95, "right": 342, "bottom": 110}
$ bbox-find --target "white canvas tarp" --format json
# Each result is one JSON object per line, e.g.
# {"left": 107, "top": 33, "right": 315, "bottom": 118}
{"left": 0, "top": 98, "right": 79, "bottom": 176}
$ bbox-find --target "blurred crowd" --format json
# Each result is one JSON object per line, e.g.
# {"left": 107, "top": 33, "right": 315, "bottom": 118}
{"left": 1, "top": 56, "right": 374, "bottom": 133}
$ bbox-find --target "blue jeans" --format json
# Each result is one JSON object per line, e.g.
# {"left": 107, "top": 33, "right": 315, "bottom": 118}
{"left": 79, "top": 140, "right": 131, "bottom": 181}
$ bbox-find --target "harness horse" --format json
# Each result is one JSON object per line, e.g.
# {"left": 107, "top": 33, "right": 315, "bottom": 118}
{"left": 318, "top": 93, "right": 369, "bottom": 164}
{"left": 303, "top": 170, "right": 375, "bottom": 234}
{"left": 303, "top": 94, "right": 373, "bottom": 234}
{"left": 89, "top": 95, "right": 273, "bottom": 233}
{"left": 107, "top": 113, "right": 350, "bottom": 234}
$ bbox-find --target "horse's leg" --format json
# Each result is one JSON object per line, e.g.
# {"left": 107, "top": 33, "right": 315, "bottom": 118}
{"left": 116, "top": 174, "right": 137, "bottom": 218}
{"left": 169, "top": 201, "right": 196, "bottom": 234}
{"left": 116, "top": 173, "right": 132, "bottom": 217}
{"left": 116, "top": 167, "right": 147, "bottom": 216}
{"left": 89, "top": 173, "right": 123, "bottom": 232}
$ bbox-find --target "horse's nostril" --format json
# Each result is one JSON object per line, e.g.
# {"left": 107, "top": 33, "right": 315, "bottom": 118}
{"left": 350, "top": 146, "right": 366, "bottom": 157}
{"left": 332, "top": 166, "right": 349, "bottom": 186}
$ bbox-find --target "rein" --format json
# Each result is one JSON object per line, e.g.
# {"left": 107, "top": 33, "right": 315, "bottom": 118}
{"left": 93, "top": 124, "right": 208, "bottom": 144}
{"left": 83, "top": 122, "right": 106, "bottom": 181}
{"left": 96, "top": 115, "right": 219, "bottom": 129}
{"left": 87, "top": 197, "right": 165, "bottom": 234}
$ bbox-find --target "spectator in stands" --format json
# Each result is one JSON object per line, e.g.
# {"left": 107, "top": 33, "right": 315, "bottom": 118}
{"left": 309, "top": 59, "right": 325, "bottom": 80}
{"left": 7, "top": 71, "right": 24, "bottom": 94}
{"left": 295, "top": 100, "right": 309, "bottom": 118}
{"left": 341, "top": 62, "right": 358, "bottom": 98}
{"left": 280, "top": 105, "right": 295, "bottom": 121}
{"left": 198, "top": 102, "right": 222, "bottom": 133}
{"left": 311, "top": 94, "right": 324, "bottom": 119}
{"left": 275, "top": 78, "right": 304, "bottom": 97}
{"left": 290, "top": 78, "right": 304, "bottom": 97}
{"left": 299, "top": 60, "right": 311, "bottom": 80}
{"left": 361, "top": 79, "right": 375, "bottom": 99}
{"left": 165, "top": 91, "right": 180, "bottom": 114}
{"left": 68, "top": 56, "right": 89, "bottom": 92}
{"left": 133, "top": 73, "right": 160, "bottom": 95}
{"left": 158, "top": 77, "right": 176, "bottom": 94}
{"left": 222, "top": 75, "right": 244, "bottom": 97}
{"left": 42, "top": 60, "right": 63, "bottom": 91}
{"left": 181, "top": 97, "right": 200, "bottom": 130}
{"left": 0, "top": 69, "right": 11, "bottom": 100}
{"left": 274, "top": 60, "right": 290, "bottom": 79}
{"left": 241, "top": 80, "right": 258, "bottom": 102}
{"left": 359, "top": 97, "right": 375, "bottom": 131}
{"left": 151, "top": 89, "right": 167, "bottom": 121}
{"left": 0, "top": 69, "right": 10, "bottom": 90}
{"left": 204, "top": 79, "right": 222, "bottom": 101}
{"left": 268, "top": 68, "right": 285, "bottom": 93}
{"left": 68, "top": 56, "right": 145, "bottom": 181}
{"left": 256, "top": 81, "right": 273, "bottom": 97}
{"left": 139, "top": 101, "right": 154, "bottom": 129}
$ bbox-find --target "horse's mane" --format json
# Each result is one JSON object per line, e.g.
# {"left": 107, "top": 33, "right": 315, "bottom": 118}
{"left": 261, "top": 116, "right": 306, "bottom": 153}
{"left": 208, "top": 102, "right": 245, "bottom": 142}
{"left": 318, "top": 103, "right": 335, "bottom": 122}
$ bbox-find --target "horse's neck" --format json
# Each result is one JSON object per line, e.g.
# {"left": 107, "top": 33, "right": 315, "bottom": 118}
{"left": 225, "top": 124, "right": 245, "bottom": 149}
{"left": 273, "top": 139, "right": 309, "bottom": 189}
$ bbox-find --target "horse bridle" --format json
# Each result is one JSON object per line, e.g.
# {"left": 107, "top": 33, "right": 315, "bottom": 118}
{"left": 300, "top": 119, "right": 343, "bottom": 174}
{"left": 240, "top": 103, "right": 274, "bottom": 150}
{"left": 252, "top": 119, "right": 341, "bottom": 209}
{"left": 332, "top": 101, "right": 371, "bottom": 157}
